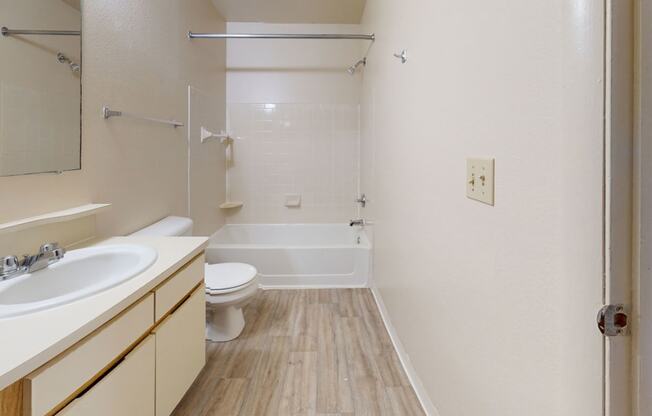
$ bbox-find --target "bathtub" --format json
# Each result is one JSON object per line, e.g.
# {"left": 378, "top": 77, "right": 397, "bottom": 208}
{"left": 206, "top": 224, "right": 371, "bottom": 288}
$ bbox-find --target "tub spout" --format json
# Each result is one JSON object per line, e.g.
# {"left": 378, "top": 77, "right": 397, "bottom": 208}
{"left": 349, "top": 219, "right": 365, "bottom": 227}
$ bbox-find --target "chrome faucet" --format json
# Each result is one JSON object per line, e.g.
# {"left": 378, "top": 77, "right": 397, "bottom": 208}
{"left": 0, "top": 242, "right": 66, "bottom": 281}
{"left": 349, "top": 219, "right": 366, "bottom": 227}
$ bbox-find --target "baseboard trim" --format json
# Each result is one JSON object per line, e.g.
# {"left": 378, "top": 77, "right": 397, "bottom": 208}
{"left": 260, "top": 284, "right": 369, "bottom": 290}
{"left": 371, "top": 286, "right": 440, "bottom": 416}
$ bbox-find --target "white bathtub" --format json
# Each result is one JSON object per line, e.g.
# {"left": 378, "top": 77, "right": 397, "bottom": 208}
{"left": 206, "top": 224, "right": 371, "bottom": 288}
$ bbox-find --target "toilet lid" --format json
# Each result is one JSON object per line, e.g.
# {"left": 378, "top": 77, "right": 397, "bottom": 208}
{"left": 205, "top": 263, "right": 257, "bottom": 291}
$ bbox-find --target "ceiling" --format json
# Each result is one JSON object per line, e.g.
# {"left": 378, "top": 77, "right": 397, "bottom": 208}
{"left": 211, "top": 0, "right": 367, "bottom": 24}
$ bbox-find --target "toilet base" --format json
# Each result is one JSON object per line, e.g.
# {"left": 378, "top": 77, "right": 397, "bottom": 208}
{"left": 206, "top": 305, "right": 245, "bottom": 342}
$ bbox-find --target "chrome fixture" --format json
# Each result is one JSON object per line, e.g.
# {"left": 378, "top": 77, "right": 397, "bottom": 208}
{"left": 1, "top": 27, "right": 80, "bottom": 37}
{"left": 597, "top": 304, "right": 629, "bottom": 337}
{"left": 355, "top": 193, "right": 367, "bottom": 207}
{"left": 349, "top": 219, "right": 366, "bottom": 227}
{"left": 0, "top": 256, "right": 20, "bottom": 280}
{"left": 57, "top": 52, "right": 80, "bottom": 73}
{"left": 347, "top": 58, "right": 367, "bottom": 75}
{"left": 1, "top": 242, "right": 66, "bottom": 281}
{"left": 393, "top": 50, "right": 408, "bottom": 63}
{"left": 188, "top": 32, "right": 375, "bottom": 41}
{"left": 201, "top": 126, "right": 239, "bottom": 144}
{"left": 102, "top": 105, "right": 184, "bottom": 128}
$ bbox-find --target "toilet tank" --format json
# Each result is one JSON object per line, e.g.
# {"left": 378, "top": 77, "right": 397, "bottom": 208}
{"left": 130, "top": 216, "right": 194, "bottom": 237}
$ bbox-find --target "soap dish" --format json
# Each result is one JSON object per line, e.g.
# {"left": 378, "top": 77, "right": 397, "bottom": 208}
{"left": 219, "top": 201, "right": 244, "bottom": 209}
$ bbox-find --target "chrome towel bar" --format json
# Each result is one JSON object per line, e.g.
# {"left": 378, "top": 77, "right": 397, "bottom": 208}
{"left": 102, "top": 106, "right": 184, "bottom": 128}
{"left": 1, "top": 27, "right": 80, "bottom": 37}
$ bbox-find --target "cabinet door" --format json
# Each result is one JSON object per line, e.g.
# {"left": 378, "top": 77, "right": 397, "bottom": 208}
{"left": 25, "top": 294, "right": 154, "bottom": 416}
{"left": 153, "top": 286, "right": 205, "bottom": 416}
{"left": 154, "top": 254, "right": 204, "bottom": 321}
{"left": 58, "top": 335, "right": 155, "bottom": 416}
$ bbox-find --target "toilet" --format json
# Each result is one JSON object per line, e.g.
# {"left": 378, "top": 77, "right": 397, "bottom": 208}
{"left": 131, "top": 216, "right": 259, "bottom": 342}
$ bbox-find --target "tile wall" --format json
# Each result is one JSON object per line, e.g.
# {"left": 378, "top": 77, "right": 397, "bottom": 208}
{"left": 226, "top": 103, "right": 359, "bottom": 223}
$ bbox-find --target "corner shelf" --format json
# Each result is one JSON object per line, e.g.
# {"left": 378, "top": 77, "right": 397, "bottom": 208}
{"left": 219, "top": 202, "right": 244, "bottom": 209}
{"left": 0, "top": 203, "right": 111, "bottom": 234}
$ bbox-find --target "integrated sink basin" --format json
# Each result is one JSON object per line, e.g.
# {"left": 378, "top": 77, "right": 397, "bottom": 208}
{"left": 0, "top": 244, "right": 158, "bottom": 319}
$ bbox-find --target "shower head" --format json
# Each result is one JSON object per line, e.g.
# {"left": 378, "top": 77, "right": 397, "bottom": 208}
{"left": 347, "top": 57, "right": 366, "bottom": 75}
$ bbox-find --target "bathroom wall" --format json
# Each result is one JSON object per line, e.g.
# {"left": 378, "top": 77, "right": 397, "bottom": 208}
{"left": 188, "top": 86, "right": 227, "bottom": 236}
{"left": 225, "top": 23, "right": 362, "bottom": 223}
{"left": 0, "top": 0, "right": 227, "bottom": 237}
{"left": 227, "top": 23, "right": 362, "bottom": 105}
{"left": 360, "top": 0, "right": 605, "bottom": 415}
{"left": 0, "top": 0, "right": 81, "bottom": 176}
{"left": 227, "top": 102, "right": 359, "bottom": 223}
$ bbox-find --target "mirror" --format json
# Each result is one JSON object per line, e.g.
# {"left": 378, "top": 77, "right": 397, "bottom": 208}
{"left": 0, "top": 0, "right": 81, "bottom": 176}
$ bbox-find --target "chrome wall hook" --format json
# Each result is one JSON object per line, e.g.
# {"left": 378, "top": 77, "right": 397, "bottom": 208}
{"left": 393, "top": 50, "right": 407, "bottom": 63}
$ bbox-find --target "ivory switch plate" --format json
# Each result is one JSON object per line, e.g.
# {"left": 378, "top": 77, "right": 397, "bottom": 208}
{"left": 466, "top": 158, "right": 495, "bottom": 205}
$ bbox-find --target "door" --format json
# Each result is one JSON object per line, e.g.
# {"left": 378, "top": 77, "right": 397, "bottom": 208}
{"left": 605, "top": 0, "right": 634, "bottom": 415}
{"left": 636, "top": 1, "right": 652, "bottom": 415}
{"left": 153, "top": 286, "right": 206, "bottom": 416}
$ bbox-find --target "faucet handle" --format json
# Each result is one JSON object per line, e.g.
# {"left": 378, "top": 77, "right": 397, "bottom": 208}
{"left": 51, "top": 247, "right": 66, "bottom": 261}
{"left": 39, "top": 242, "right": 60, "bottom": 254}
{"left": 0, "top": 256, "right": 19, "bottom": 278}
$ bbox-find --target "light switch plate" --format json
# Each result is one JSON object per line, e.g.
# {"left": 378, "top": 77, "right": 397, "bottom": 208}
{"left": 466, "top": 158, "right": 495, "bottom": 205}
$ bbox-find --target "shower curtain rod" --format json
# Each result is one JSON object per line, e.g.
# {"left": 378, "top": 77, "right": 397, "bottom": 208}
{"left": 188, "top": 31, "right": 375, "bottom": 41}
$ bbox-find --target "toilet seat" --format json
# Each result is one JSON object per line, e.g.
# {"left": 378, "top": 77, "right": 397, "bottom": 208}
{"left": 205, "top": 263, "right": 258, "bottom": 295}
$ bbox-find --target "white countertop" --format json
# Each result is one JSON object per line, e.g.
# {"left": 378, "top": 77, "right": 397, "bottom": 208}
{"left": 0, "top": 236, "right": 208, "bottom": 390}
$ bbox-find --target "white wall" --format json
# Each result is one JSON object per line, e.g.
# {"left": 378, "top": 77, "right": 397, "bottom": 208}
{"left": 227, "top": 23, "right": 362, "bottom": 104}
{"left": 0, "top": 0, "right": 227, "bottom": 238}
{"left": 225, "top": 23, "right": 363, "bottom": 223}
{"left": 189, "top": 86, "right": 227, "bottom": 236}
{"left": 360, "top": 0, "right": 605, "bottom": 415}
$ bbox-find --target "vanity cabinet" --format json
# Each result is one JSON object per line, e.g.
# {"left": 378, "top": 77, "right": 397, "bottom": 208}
{"left": 58, "top": 335, "right": 155, "bottom": 416}
{"left": 153, "top": 286, "right": 205, "bottom": 416}
{"left": 4, "top": 253, "right": 206, "bottom": 416}
{"left": 24, "top": 294, "right": 155, "bottom": 416}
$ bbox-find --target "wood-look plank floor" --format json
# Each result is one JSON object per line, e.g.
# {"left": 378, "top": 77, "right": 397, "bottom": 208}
{"left": 172, "top": 289, "right": 424, "bottom": 416}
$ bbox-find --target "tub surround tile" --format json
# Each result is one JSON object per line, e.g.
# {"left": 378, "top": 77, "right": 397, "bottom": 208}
{"left": 226, "top": 103, "right": 360, "bottom": 224}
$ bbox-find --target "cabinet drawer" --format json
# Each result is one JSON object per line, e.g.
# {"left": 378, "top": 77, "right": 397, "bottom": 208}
{"left": 58, "top": 335, "right": 155, "bottom": 416}
{"left": 25, "top": 294, "right": 154, "bottom": 416}
{"left": 154, "top": 254, "right": 204, "bottom": 321}
{"left": 153, "top": 285, "right": 205, "bottom": 416}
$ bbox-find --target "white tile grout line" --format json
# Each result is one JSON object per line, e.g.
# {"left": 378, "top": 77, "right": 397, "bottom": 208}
{"left": 371, "top": 286, "right": 440, "bottom": 416}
